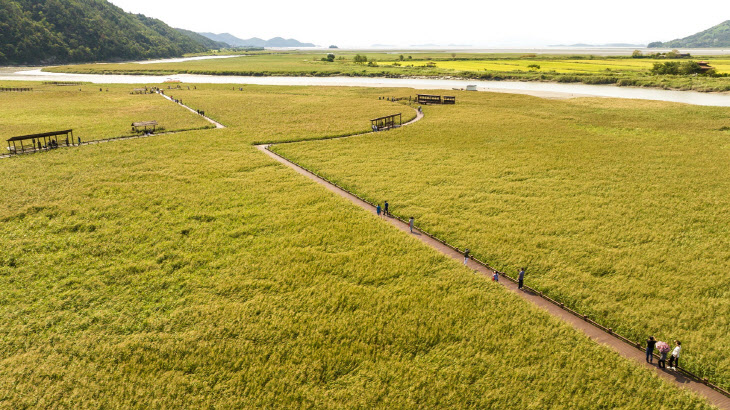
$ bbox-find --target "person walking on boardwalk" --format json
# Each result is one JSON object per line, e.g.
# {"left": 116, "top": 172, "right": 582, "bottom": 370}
{"left": 646, "top": 336, "right": 657, "bottom": 363}
{"left": 463, "top": 248, "right": 470, "bottom": 265}
{"left": 409, "top": 217, "right": 414, "bottom": 233}
{"left": 656, "top": 341, "right": 670, "bottom": 369}
{"left": 518, "top": 268, "right": 525, "bottom": 289}
{"left": 384, "top": 201, "right": 389, "bottom": 217}
{"left": 492, "top": 271, "right": 499, "bottom": 282}
{"left": 668, "top": 340, "right": 681, "bottom": 370}
{"left": 376, "top": 204, "right": 382, "bottom": 217}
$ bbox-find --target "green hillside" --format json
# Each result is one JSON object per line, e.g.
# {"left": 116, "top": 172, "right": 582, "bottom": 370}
{"left": 649, "top": 20, "right": 730, "bottom": 48}
{"left": 0, "top": 0, "right": 217, "bottom": 65}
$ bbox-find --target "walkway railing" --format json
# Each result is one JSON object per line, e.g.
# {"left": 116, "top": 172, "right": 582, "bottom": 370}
{"left": 263, "top": 106, "right": 730, "bottom": 399}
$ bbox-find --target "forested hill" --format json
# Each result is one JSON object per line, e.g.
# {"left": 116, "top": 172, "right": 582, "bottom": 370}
{"left": 649, "top": 20, "right": 730, "bottom": 48}
{"left": 0, "top": 0, "right": 224, "bottom": 65}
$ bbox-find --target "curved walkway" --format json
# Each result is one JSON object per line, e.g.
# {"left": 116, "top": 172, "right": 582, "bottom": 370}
{"left": 257, "top": 106, "right": 730, "bottom": 409}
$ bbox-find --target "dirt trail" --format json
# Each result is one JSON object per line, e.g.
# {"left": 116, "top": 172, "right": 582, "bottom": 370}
{"left": 257, "top": 106, "right": 730, "bottom": 410}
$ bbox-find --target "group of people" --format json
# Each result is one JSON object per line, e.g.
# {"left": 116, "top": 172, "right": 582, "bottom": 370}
{"left": 375, "top": 201, "right": 418, "bottom": 234}
{"left": 646, "top": 337, "right": 682, "bottom": 371}
{"left": 372, "top": 196, "right": 686, "bottom": 376}
{"left": 31, "top": 137, "right": 79, "bottom": 150}
{"left": 377, "top": 204, "right": 525, "bottom": 287}
{"left": 35, "top": 139, "right": 59, "bottom": 150}
{"left": 375, "top": 201, "right": 389, "bottom": 218}
{"left": 464, "top": 249, "right": 526, "bottom": 288}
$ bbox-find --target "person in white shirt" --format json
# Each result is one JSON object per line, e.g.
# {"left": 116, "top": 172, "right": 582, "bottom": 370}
{"left": 668, "top": 340, "right": 681, "bottom": 370}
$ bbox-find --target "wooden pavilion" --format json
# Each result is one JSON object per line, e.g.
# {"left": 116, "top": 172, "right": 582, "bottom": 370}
{"left": 697, "top": 62, "right": 713, "bottom": 73}
{"left": 417, "top": 94, "right": 442, "bottom": 104}
{"left": 417, "top": 94, "right": 456, "bottom": 105}
{"left": 6, "top": 130, "right": 74, "bottom": 155}
{"left": 0, "top": 87, "right": 32, "bottom": 92}
{"left": 371, "top": 114, "right": 402, "bottom": 131}
{"left": 132, "top": 121, "right": 158, "bottom": 134}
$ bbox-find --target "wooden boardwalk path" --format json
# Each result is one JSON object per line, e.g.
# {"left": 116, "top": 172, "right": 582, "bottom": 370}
{"left": 155, "top": 91, "right": 225, "bottom": 129}
{"left": 0, "top": 92, "right": 225, "bottom": 160}
{"left": 3, "top": 89, "right": 727, "bottom": 406}
{"left": 257, "top": 107, "right": 730, "bottom": 409}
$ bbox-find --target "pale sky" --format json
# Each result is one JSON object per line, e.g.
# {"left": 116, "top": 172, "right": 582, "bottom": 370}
{"left": 109, "top": 0, "right": 730, "bottom": 48}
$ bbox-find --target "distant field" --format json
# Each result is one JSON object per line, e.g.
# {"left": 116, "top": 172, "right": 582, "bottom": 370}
{"left": 48, "top": 53, "right": 419, "bottom": 76}
{"left": 50, "top": 52, "right": 723, "bottom": 76}
{"left": 430, "top": 58, "right": 730, "bottom": 73}
{"left": 47, "top": 51, "right": 730, "bottom": 91}
{"left": 0, "top": 83, "right": 712, "bottom": 407}
{"left": 165, "top": 84, "right": 417, "bottom": 143}
{"left": 274, "top": 90, "right": 730, "bottom": 389}
{"left": 0, "top": 83, "right": 212, "bottom": 144}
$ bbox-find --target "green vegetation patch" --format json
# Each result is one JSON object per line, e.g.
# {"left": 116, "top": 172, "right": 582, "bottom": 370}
{"left": 48, "top": 51, "right": 730, "bottom": 92}
{"left": 0, "top": 84, "right": 712, "bottom": 407}
{"left": 0, "top": 83, "right": 212, "bottom": 143}
{"left": 166, "top": 84, "right": 417, "bottom": 143}
{"left": 274, "top": 90, "right": 730, "bottom": 390}
{"left": 0, "top": 0, "right": 215, "bottom": 65}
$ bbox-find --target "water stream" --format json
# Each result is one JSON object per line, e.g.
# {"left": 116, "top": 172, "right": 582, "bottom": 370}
{"left": 2, "top": 66, "right": 730, "bottom": 107}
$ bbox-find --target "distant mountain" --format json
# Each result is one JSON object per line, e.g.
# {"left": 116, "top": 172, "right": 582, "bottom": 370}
{"left": 649, "top": 20, "right": 730, "bottom": 48}
{"left": 175, "top": 28, "right": 229, "bottom": 49}
{"left": 267, "top": 37, "right": 316, "bottom": 47}
{"left": 199, "top": 33, "right": 315, "bottom": 48}
{"left": 0, "top": 0, "right": 218, "bottom": 65}
{"left": 198, "top": 33, "right": 259, "bottom": 47}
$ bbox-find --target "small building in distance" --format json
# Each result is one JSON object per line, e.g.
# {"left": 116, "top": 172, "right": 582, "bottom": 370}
{"left": 416, "top": 94, "right": 457, "bottom": 105}
{"left": 6, "top": 129, "right": 74, "bottom": 155}
{"left": 132, "top": 121, "right": 158, "bottom": 134}
{"left": 417, "top": 94, "right": 442, "bottom": 104}
{"left": 371, "top": 113, "right": 402, "bottom": 131}
{"left": 697, "top": 61, "right": 713, "bottom": 73}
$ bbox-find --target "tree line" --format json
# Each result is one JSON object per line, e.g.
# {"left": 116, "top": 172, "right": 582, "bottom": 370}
{"left": 0, "top": 0, "right": 214, "bottom": 65}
